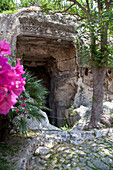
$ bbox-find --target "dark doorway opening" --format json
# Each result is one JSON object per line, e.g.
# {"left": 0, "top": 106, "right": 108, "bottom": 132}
{"left": 24, "top": 65, "right": 51, "bottom": 119}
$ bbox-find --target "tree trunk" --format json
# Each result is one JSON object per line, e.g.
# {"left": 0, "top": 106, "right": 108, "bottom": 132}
{"left": 90, "top": 66, "right": 106, "bottom": 127}
{"left": 84, "top": 65, "right": 113, "bottom": 129}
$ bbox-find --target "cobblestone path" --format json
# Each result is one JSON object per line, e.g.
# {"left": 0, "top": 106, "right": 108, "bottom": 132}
{"left": 29, "top": 135, "right": 113, "bottom": 170}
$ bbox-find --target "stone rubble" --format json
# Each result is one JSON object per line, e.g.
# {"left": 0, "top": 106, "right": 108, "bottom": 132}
{"left": 71, "top": 101, "right": 113, "bottom": 131}
{"left": 21, "top": 100, "right": 113, "bottom": 133}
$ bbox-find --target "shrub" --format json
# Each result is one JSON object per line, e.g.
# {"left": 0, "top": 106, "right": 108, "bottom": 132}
{"left": 0, "top": 0, "right": 17, "bottom": 13}
{"left": 8, "top": 70, "right": 48, "bottom": 133}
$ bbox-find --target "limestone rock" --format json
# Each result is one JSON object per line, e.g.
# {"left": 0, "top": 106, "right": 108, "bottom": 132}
{"left": 73, "top": 77, "right": 92, "bottom": 108}
{"left": 35, "top": 146, "right": 51, "bottom": 155}
{"left": 103, "top": 101, "right": 113, "bottom": 114}
{"left": 27, "top": 110, "right": 61, "bottom": 131}
{"left": 71, "top": 101, "right": 113, "bottom": 130}
{"left": 65, "top": 107, "right": 81, "bottom": 127}
{"left": 94, "top": 128, "right": 109, "bottom": 138}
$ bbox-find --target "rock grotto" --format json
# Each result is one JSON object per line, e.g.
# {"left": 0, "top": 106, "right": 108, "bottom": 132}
{"left": 0, "top": 7, "right": 113, "bottom": 127}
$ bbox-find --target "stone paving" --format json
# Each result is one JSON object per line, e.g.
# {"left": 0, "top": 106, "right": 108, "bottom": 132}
{"left": 29, "top": 129, "right": 113, "bottom": 170}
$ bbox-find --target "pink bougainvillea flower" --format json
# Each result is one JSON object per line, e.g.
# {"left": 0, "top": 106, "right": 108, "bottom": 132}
{"left": 11, "top": 106, "right": 15, "bottom": 109}
{"left": 0, "top": 41, "right": 11, "bottom": 55}
{"left": 0, "top": 41, "right": 26, "bottom": 115}
{"left": 24, "top": 98, "right": 28, "bottom": 100}
{"left": 0, "top": 70, "right": 9, "bottom": 84}
{"left": 10, "top": 77, "right": 26, "bottom": 98}
{"left": 0, "top": 86, "right": 8, "bottom": 102}
{"left": 0, "top": 55, "right": 11, "bottom": 70}
{"left": 19, "top": 98, "right": 23, "bottom": 101}
{"left": 15, "top": 59, "right": 25, "bottom": 75}
{"left": 0, "top": 91, "right": 17, "bottom": 115}
{"left": 0, "top": 55, "right": 11, "bottom": 84}
{"left": 16, "top": 109, "right": 19, "bottom": 113}
{"left": 21, "top": 104, "right": 26, "bottom": 107}
{"left": 21, "top": 111, "right": 23, "bottom": 115}
{"left": 8, "top": 67, "right": 15, "bottom": 79}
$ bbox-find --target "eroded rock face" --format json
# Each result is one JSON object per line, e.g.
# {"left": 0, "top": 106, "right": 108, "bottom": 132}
{"left": 26, "top": 110, "right": 61, "bottom": 131}
{"left": 0, "top": 9, "right": 79, "bottom": 126}
{"left": 0, "top": 8, "right": 113, "bottom": 127}
{"left": 72, "top": 101, "right": 113, "bottom": 131}
{"left": 73, "top": 67, "right": 113, "bottom": 109}
{"left": 16, "top": 36, "right": 78, "bottom": 126}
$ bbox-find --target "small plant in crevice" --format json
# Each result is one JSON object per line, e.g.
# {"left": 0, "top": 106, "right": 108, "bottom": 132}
{"left": 69, "top": 105, "right": 77, "bottom": 116}
{"left": 60, "top": 123, "right": 72, "bottom": 131}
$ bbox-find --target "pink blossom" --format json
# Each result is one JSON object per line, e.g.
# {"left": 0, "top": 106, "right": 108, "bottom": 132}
{"left": 0, "top": 41, "right": 26, "bottom": 115}
{"left": 19, "top": 98, "right": 23, "bottom": 101}
{"left": 15, "top": 59, "right": 25, "bottom": 75}
{"left": 16, "top": 109, "right": 19, "bottom": 113}
{"left": 0, "top": 70, "right": 9, "bottom": 85}
{"left": 0, "top": 55, "right": 11, "bottom": 84}
{"left": 21, "top": 104, "right": 26, "bottom": 107}
{"left": 0, "top": 54, "right": 11, "bottom": 70}
{"left": 11, "top": 77, "right": 26, "bottom": 97}
{"left": 11, "top": 106, "right": 15, "bottom": 109}
{"left": 24, "top": 98, "right": 28, "bottom": 101}
{"left": 0, "top": 91, "right": 17, "bottom": 115}
{"left": 0, "top": 86, "right": 8, "bottom": 102}
{"left": 0, "top": 41, "right": 11, "bottom": 55}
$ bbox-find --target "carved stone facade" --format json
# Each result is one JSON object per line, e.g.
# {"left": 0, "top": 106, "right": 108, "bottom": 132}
{"left": 0, "top": 8, "right": 113, "bottom": 126}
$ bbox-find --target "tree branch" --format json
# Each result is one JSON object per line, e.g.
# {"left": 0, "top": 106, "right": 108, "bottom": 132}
{"left": 68, "top": 0, "right": 91, "bottom": 19}
{"left": 70, "top": 5, "right": 88, "bottom": 19}
{"left": 97, "top": 0, "right": 102, "bottom": 11}
{"left": 105, "top": 0, "right": 112, "bottom": 9}
{"left": 105, "top": 0, "right": 109, "bottom": 9}
{"left": 52, "top": 3, "right": 75, "bottom": 14}
{"left": 62, "top": 12, "right": 88, "bottom": 20}
{"left": 52, "top": 3, "right": 88, "bottom": 21}
{"left": 86, "top": 0, "right": 90, "bottom": 13}
{"left": 109, "top": 0, "right": 112, "bottom": 6}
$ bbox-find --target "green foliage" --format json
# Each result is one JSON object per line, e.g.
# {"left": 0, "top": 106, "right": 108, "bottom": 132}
{"left": 41, "top": 0, "right": 113, "bottom": 68}
{"left": 23, "top": 70, "right": 48, "bottom": 110}
{"left": 76, "top": 11, "right": 113, "bottom": 67}
{"left": 8, "top": 69, "right": 48, "bottom": 133}
{"left": 60, "top": 124, "right": 71, "bottom": 131}
{"left": 20, "top": 0, "right": 36, "bottom": 7}
{"left": 0, "top": 142, "right": 15, "bottom": 169}
{"left": 2, "top": 10, "right": 18, "bottom": 14}
{"left": 5, "top": 57, "right": 49, "bottom": 133}
{"left": 0, "top": 0, "right": 17, "bottom": 13}
{"left": 69, "top": 106, "right": 76, "bottom": 116}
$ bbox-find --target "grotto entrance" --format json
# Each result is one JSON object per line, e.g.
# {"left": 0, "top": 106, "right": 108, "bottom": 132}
{"left": 24, "top": 64, "right": 51, "bottom": 121}
{"left": 16, "top": 35, "right": 78, "bottom": 127}
{"left": 24, "top": 66, "right": 50, "bottom": 91}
